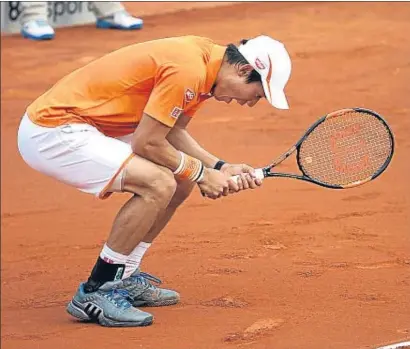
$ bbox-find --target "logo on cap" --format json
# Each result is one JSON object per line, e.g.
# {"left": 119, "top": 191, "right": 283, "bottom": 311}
{"left": 255, "top": 58, "right": 266, "bottom": 70}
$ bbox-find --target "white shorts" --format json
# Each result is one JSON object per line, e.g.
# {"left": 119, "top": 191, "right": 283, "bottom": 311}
{"left": 17, "top": 113, "right": 134, "bottom": 199}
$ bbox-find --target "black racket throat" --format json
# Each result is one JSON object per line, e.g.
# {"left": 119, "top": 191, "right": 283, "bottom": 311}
{"left": 262, "top": 151, "right": 326, "bottom": 187}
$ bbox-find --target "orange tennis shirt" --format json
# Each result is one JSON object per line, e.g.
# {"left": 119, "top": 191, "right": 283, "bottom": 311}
{"left": 27, "top": 36, "right": 226, "bottom": 137}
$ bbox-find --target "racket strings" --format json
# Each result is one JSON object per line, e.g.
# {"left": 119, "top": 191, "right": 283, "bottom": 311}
{"left": 298, "top": 111, "right": 393, "bottom": 186}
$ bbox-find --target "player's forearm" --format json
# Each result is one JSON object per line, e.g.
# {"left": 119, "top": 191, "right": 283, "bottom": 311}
{"left": 132, "top": 137, "right": 180, "bottom": 171}
{"left": 167, "top": 128, "right": 220, "bottom": 168}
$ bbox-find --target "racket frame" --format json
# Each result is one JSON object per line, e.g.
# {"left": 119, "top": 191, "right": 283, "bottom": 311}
{"left": 261, "top": 108, "right": 395, "bottom": 189}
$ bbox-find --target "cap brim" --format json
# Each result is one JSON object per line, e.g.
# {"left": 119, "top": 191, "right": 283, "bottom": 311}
{"left": 262, "top": 79, "right": 289, "bottom": 110}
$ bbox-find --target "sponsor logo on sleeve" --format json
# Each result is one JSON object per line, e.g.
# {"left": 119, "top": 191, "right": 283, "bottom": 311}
{"left": 185, "top": 88, "right": 196, "bottom": 103}
{"left": 170, "top": 107, "right": 183, "bottom": 119}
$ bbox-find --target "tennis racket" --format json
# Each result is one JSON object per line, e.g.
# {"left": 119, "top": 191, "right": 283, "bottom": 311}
{"left": 232, "top": 108, "right": 394, "bottom": 189}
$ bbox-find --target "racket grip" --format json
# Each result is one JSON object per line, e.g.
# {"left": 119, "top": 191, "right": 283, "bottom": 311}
{"left": 230, "top": 168, "right": 265, "bottom": 184}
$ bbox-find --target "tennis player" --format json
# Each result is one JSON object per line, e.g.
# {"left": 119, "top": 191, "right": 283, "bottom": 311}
{"left": 17, "top": 35, "right": 292, "bottom": 327}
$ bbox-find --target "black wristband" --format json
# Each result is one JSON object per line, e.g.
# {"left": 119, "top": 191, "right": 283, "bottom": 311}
{"left": 214, "top": 160, "right": 226, "bottom": 170}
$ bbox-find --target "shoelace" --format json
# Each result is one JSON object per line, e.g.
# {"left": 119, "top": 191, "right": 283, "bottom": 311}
{"left": 127, "top": 272, "right": 162, "bottom": 291}
{"left": 104, "top": 289, "right": 132, "bottom": 309}
{"left": 139, "top": 272, "right": 162, "bottom": 286}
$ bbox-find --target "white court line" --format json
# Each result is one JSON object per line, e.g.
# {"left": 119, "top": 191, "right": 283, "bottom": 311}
{"left": 376, "top": 341, "right": 410, "bottom": 349}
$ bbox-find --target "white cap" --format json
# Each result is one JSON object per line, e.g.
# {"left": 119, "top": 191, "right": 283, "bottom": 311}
{"left": 238, "top": 35, "right": 292, "bottom": 109}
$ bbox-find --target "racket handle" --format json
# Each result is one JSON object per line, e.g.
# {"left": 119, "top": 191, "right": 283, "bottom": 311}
{"left": 230, "top": 168, "right": 265, "bottom": 184}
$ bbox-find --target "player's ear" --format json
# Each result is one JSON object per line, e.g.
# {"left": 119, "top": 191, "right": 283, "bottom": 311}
{"left": 237, "top": 64, "right": 254, "bottom": 78}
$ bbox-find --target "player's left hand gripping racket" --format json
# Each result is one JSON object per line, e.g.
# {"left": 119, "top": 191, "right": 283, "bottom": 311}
{"left": 232, "top": 108, "right": 394, "bottom": 189}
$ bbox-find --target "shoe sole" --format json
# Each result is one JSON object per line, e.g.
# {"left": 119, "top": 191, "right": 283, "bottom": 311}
{"left": 96, "top": 21, "right": 143, "bottom": 30}
{"left": 66, "top": 300, "right": 153, "bottom": 327}
{"left": 21, "top": 31, "right": 54, "bottom": 40}
{"left": 133, "top": 297, "right": 179, "bottom": 307}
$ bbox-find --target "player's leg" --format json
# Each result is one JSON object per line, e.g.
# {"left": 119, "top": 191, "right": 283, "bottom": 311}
{"left": 119, "top": 179, "right": 195, "bottom": 307}
{"left": 102, "top": 157, "right": 176, "bottom": 255}
{"left": 91, "top": 1, "right": 143, "bottom": 30}
{"left": 114, "top": 133, "right": 195, "bottom": 262}
{"left": 17, "top": 115, "right": 172, "bottom": 326}
{"left": 80, "top": 155, "right": 182, "bottom": 309}
{"left": 112, "top": 134, "right": 196, "bottom": 274}
{"left": 122, "top": 180, "right": 194, "bottom": 272}
{"left": 19, "top": 2, "right": 55, "bottom": 40}
{"left": 143, "top": 179, "right": 195, "bottom": 243}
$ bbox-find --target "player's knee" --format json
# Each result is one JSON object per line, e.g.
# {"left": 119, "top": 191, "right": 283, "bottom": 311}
{"left": 145, "top": 168, "right": 177, "bottom": 204}
{"left": 122, "top": 159, "right": 177, "bottom": 204}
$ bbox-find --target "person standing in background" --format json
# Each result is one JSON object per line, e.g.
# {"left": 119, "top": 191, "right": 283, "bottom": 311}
{"left": 20, "top": 1, "right": 143, "bottom": 40}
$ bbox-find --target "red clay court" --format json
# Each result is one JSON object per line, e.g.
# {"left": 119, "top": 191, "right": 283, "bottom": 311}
{"left": 1, "top": 2, "right": 409, "bottom": 349}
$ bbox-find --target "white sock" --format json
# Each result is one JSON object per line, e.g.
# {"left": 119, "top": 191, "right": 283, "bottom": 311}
{"left": 124, "top": 242, "right": 152, "bottom": 278}
{"left": 99, "top": 244, "right": 129, "bottom": 280}
{"left": 100, "top": 243, "right": 128, "bottom": 264}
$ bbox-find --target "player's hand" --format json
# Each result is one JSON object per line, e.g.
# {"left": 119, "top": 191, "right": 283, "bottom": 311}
{"left": 220, "top": 163, "right": 263, "bottom": 192}
{"left": 198, "top": 168, "right": 231, "bottom": 199}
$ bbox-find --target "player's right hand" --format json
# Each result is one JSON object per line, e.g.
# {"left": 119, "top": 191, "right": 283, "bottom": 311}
{"left": 198, "top": 168, "right": 232, "bottom": 199}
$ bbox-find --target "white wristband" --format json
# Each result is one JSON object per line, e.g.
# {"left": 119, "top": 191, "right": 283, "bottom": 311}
{"left": 173, "top": 151, "right": 186, "bottom": 175}
{"left": 194, "top": 163, "right": 205, "bottom": 183}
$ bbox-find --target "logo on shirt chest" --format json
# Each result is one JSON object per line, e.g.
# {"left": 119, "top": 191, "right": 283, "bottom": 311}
{"left": 185, "top": 88, "right": 196, "bottom": 103}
